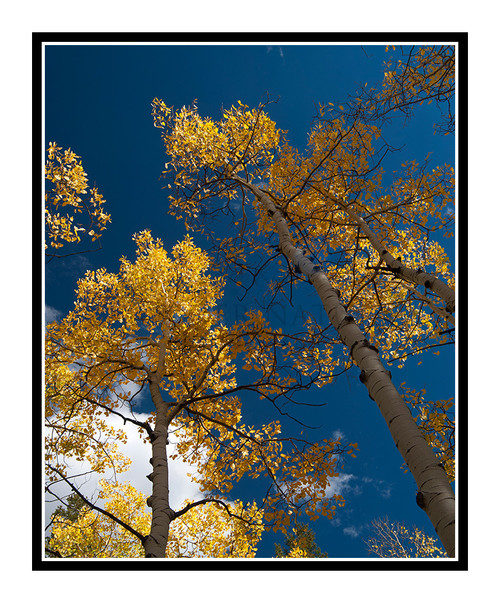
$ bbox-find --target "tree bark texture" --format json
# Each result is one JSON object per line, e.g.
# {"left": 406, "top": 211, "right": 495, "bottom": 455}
{"left": 144, "top": 376, "right": 174, "bottom": 558}
{"left": 236, "top": 178, "right": 456, "bottom": 557}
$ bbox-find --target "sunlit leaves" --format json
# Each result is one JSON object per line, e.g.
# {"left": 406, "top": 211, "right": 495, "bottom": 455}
{"left": 47, "top": 482, "right": 150, "bottom": 558}
{"left": 45, "top": 231, "right": 232, "bottom": 485}
{"left": 167, "top": 499, "right": 264, "bottom": 558}
{"left": 152, "top": 96, "right": 454, "bottom": 372}
{"left": 399, "top": 383, "right": 455, "bottom": 481}
{"left": 45, "top": 142, "right": 111, "bottom": 252}
{"left": 151, "top": 93, "right": 455, "bottom": 480}
{"left": 351, "top": 46, "right": 455, "bottom": 135}
{"left": 44, "top": 357, "right": 131, "bottom": 480}
{"left": 365, "top": 516, "right": 447, "bottom": 558}
{"left": 380, "top": 46, "right": 455, "bottom": 133}
{"left": 47, "top": 482, "right": 265, "bottom": 558}
{"left": 46, "top": 230, "right": 232, "bottom": 404}
{"left": 151, "top": 98, "right": 282, "bottom": 220}
{"left": 169, "top": 403, "right": 349, "bottom": 532}
{"left": 46, "top": 229, "right": 354, "bottom": 555}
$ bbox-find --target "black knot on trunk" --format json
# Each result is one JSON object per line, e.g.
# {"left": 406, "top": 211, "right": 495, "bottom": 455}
{"left": 360, "top": 340, "right": 379, "bottom": 354}
{"left": 339, "top": 315, "right": 355, "bottom": 329}
{"left": 350, "top": 339, "right": 365, "bottom": 355}
{"left": 416, "top": 491, "right": 425, "bottom": 509}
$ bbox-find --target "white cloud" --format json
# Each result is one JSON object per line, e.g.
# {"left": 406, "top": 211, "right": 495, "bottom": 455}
{"left": 45, "top": 304, "right": 61, "bottom": 324}
{"left": 325, "top": 472, "right": 356, "bottom": 497}
{"left": 107, "top": 377, "right": 148, "bottom": 411}
{"left": 44, "top": 409, "right": 204, "bottom": 529}
{"left": 343, "top": 525, "right": 361, "bottom": 538}
{"left": 378, "top": 485, "right": 392, "bottom": 499}
{"left": 112, "top": 411, "right": 204, "bottom": 509}
{"left": 331, "top": 428, "right": 346, "bottom": 441}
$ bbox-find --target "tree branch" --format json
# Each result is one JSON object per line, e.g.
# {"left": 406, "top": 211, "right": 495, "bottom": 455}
{"left": 47, "top": 464, "right": 147, "bottom": 546}
{"left": 173, "top": 497, "right": 255, "bottom": 525}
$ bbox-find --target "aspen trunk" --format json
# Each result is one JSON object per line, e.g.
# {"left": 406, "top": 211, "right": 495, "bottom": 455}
{"left": 144, "top": 378, "right": 174, "bottom": 558}
{"left": 236, "top": 177, "right": 456, "bottom": 557}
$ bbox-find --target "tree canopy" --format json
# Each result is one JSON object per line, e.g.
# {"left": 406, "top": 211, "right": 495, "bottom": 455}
{"left": 146, "top": 59, "right": 455, "bottom": 551}
{"left": 150, "top": 70, "right": 455, "bottom": 554}
{"left": 45, "top": 230, "right": 354, "bottom": 557}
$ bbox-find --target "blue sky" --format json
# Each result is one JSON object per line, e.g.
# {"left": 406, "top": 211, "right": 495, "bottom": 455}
{"left": 44, "top": 40, "right": 455, "bottom": 559}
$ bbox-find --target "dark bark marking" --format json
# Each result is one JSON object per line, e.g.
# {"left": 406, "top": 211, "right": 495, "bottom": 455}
{"left": 339, "top": 315, "right": 355, "bottom": 329}
{"left": 350, "top": 338, "right": 365, "bottom": 355}
{"left": 416, "top": 491, "right": 425, "bottom": 509}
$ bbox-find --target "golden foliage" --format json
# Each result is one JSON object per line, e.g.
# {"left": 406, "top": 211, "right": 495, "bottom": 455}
{"left": 365, "top": 516, "right": 447, "bottom": 558}
{"left": 45, "top": 142, "right": 111, "bottom": 251}
{"left": 46, "top": 231, "right": 352, "bottom": 556}
{"left": 400, "top": 383, "right": 455, "bottom": 481}
{"left": 153, "top": 96, "right": 455, "bottom": 373}
{"left": 380, "top": 45, "right": 455, "bottom": 133}
{"left": 47, "top": 482, "right": 264, "bottom": 558}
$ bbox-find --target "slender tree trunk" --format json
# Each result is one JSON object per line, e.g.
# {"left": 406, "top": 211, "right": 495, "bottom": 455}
{"left": 144, "top": 377, "right": 173, "bottom": 557}
{"left": 235, "top": 177, "right": 456, "bottom": 557}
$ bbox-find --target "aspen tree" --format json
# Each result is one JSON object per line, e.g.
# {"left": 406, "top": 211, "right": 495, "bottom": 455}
{"left": 45, "top": 231, "right": 352, "bottom": 558}
{"left": 151, "top": 95, "right": 456, "bottom": 556}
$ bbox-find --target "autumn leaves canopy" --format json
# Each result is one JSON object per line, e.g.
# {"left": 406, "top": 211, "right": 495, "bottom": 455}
{"left": 46, "top": 45, "right": 455, "bottom": 558}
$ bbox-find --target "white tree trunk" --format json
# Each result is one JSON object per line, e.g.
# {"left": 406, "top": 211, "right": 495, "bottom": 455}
{"left": 144, "top": 378, "right": 173, "bottom": 558}
{"left": 235, "top": 177, "right": 455, "bottom": 557}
